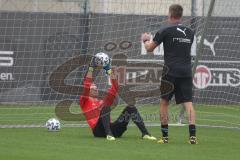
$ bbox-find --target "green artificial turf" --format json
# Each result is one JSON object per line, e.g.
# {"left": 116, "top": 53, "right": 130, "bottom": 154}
{"left": 0, "top": 104, "right": 239, "bottom": 128}
{"left": 0, "top": 126, "right": 240, "bottom": 160}
{"left": 0, "top": 104, "right": 239, "bottom": 160}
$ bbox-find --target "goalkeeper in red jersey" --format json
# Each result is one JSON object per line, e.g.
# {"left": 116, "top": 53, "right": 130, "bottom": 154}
{"left": 79, "top": 55, "right": 156, "bottom": 141}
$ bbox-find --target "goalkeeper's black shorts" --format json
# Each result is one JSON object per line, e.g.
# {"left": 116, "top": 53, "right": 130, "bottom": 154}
{"left": 92, "top": 118, "right": 127, "bottom": 138}
{"left": 160, "top": 74, "right": 193, "bottom": 104}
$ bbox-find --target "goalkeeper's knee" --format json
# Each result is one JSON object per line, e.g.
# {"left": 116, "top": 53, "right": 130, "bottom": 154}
{"left": 124, "top": 105, "right": 137, "bottom": 113}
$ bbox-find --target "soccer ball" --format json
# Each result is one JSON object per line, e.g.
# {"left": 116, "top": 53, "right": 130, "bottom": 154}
{"left": 45, "top": 118, "right": 61, "bottom": 131}
{"left": 94, "top": 52, "right": 110, "bottom": 67}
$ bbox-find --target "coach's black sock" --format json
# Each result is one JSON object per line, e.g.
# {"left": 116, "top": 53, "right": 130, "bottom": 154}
{"left": 126, "top": 106, "right": 149, "bottom": 136}
{"left": 161, "top": 124, "right": 168, "bottom": 137}
{"left": 100, "top": 106, "right": 113, "bottom": 136}
{"left": 189, "top": 124, "right": 196, "bottom": 137}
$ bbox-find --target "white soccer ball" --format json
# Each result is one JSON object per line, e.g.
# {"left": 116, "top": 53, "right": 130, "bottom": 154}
{"left": 45, "top": 118, "right": 61, "bottom": 131}
{"left": 94, "top": 52, "right": 110, "bottom": 67}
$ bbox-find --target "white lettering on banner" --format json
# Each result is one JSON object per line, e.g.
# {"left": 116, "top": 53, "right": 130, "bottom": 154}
{"left": 210, "top": 68, "right": 240, "bottom": 87}
{"left": 0, "top": 51, "right": 14, "bottom": 67}
{"left": 110, "top": 66, "right": 163, "bottom": 85}
{"left": 193, "top": 65, "right": 240, "bottom": 89}
{"left": 0, "top": 51, "right": 14, "bottom": 81}
{"left": 0, "top": 73, "right": 13, "bottom": 80}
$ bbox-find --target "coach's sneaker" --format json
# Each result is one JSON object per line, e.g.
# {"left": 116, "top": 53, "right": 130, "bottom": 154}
{"left": 142, "top": 134, "right": 157, "bottom": 141}
{"left": 188, "top": 136, "right": 198, "bottom": 144}
{"left": 106, "top": 135, "right": 115, "bottom": 141}
{"left": 157, "top": 137, "right": 168, "bottom": 144}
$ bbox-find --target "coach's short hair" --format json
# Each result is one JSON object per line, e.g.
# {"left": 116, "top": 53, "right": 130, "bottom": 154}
{"left": 169, "top": 4, "right": 183, "bottom": 19}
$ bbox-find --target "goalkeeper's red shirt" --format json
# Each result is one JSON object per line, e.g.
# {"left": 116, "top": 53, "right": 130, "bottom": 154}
{"left": 79, "top": 77, "right": 118, "bottom": 129}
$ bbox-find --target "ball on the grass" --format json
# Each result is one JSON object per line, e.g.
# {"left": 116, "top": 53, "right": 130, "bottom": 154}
{"left": 94, "top": 52, "right": 110, "bottom": 67}
{"left": 45, "top": 118, "right": 61, "bottom": 131}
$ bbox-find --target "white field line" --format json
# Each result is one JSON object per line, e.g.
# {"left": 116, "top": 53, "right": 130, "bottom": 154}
{"left": 127, "top": 59, "right": 240, "bottom": 64}
{"left": 1, "top": 123, "right": 240, "bottom": 130}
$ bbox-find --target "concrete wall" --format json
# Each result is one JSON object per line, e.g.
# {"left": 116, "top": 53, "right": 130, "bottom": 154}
{"left": 202, "top": 0, "right": 240, "bottom": 17}
{"left": 89, "top": 0, "right": 192, "bottom": 15}
{"left": 1, "top": 0, "right": 240, "bottom": 17}
{"left": 0, "top": 0, "right": 86, "bottom": 13}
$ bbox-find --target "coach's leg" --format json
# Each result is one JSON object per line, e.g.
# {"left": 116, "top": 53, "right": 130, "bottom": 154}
{"left": 184, "top": 102, "right": 195, "bottom": 124}
{"left": 159, "top": 74, "right": 174, "bottom": 142}
{"left": 183, "top": 102, "right": 196, "bottom": 137}
{"left": 160, "top": 99, "right": 169, "bottom": 138}
{"left": 177, "top": 105, "right": 186, "bottom": 124}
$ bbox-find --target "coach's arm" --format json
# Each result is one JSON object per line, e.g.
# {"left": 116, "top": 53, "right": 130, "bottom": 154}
{"left": 141, "top": 33, "right": 158, "bottom": 52}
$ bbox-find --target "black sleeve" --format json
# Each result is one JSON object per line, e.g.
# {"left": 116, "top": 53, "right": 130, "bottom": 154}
{"left": 153, "top": 28, "right": 166, "bottom": 45}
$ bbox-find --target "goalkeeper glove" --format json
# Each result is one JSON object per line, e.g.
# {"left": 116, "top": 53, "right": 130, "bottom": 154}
{"left": 103, "top": 58, "right": 112, "bottom": 75}
{"left": 88, "top": 56, "right": 98, "bottom": 72}
{"left": 89, "top": 56, "right": 97, "bottom": 67}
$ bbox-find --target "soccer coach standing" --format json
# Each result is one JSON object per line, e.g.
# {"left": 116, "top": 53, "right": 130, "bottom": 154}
{"left": 141, "top": 4, "right": 197, "bottom": 144}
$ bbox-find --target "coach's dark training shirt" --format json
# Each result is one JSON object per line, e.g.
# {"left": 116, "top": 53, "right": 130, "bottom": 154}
{"left": 153, "top": 22, "right": 195, "bottom": 77}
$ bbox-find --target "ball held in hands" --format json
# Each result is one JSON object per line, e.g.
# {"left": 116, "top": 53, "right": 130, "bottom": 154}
{"left": 89, "top": 52, "right": 112, "bottom": 74}
{"left": 94, "top": 52, "right": 110, "bottom": 67}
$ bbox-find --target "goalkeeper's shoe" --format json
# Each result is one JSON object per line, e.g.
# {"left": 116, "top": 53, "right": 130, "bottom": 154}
{"left": 188, "top": 136, "right": 198, "bottom": 144}
{"left": 106, "top": 135, "right": 116, "bottom": 141}
{"left": 157, "top": 137, "right": 168, "bottom": 144}
{"left": 142, "top": 134, "right": 157, "bottom": 141}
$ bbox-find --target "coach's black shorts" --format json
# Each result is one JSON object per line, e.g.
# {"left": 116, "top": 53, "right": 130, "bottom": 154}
{"left": 92, "top": 119, "right": 127, "bottom": 138}
{"left": 160, "top": 75, "right": 193, "bottom": 104}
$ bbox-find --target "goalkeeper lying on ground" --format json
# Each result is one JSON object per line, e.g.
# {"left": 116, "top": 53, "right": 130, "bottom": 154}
{"left": 79, "top": 56, "right": 156, "bottom": 141}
